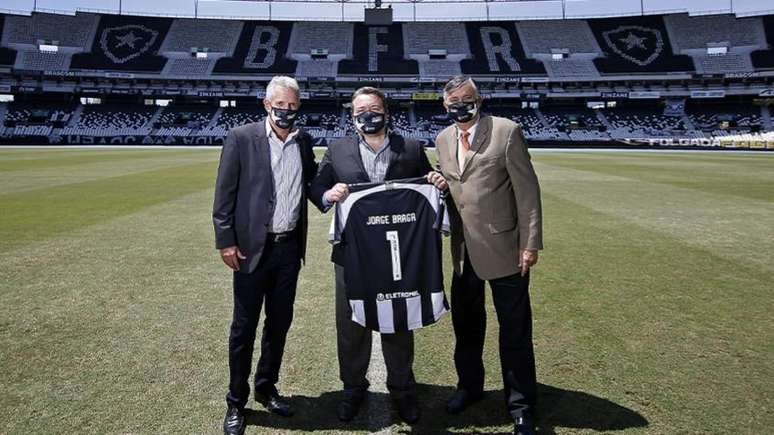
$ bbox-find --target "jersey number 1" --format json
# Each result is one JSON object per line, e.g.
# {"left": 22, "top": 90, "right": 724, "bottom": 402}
{"left": 386, "top": 230, "right": 402, "bottom": 281}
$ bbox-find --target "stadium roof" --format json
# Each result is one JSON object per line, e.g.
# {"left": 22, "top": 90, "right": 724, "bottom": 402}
{"left": 1, "top": 0, "right": 773, "bottom": 22}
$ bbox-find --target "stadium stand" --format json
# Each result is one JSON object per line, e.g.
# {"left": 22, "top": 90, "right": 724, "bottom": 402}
{"left": 159, "top": 18, "right": 243, "bottom": 77}
{"left": 338, "top": 24, "right": 419, "bottom": 75}
{"left": 62, "top": 104, "right": 155, "bottom": 136}
{"left": 751, "top": 15, "right": 774, "bottom": 70}
{"left": 3, "top": 13, "right": 99, "bottom": 71}
{"left": 665, "top": 14, "right": 765, "bottom": 51}
{"left": 163, "top": 58, "right": 216, "bottom": 76}
{"left": 0, "top": 16, "right": 18, "bottom": 66}
{"left": 3, "top": 13, "right": 98, "bottom": 48}
{"left": 604, "top": 106, "right": 691, "bottom": 139}
{"left": 461, "top": 22, "right": 546, "bottom": 75}
{"left": 588, "top": 15, "right": 694, "bottom": 74}
{"left": 213, "top": 21, "right": 297, "bottom": 74}
{"left": 160, "top": 19, "right": 243, "bottom": 54}
{"left": 517, "top": 19, "right": 601, "bottom": 57}
{"left": 3, "top": 102, "right": 73, "bottom": 127}
{"left": 70, "top": 14, "right": 171, "bottom": 72}
{"left": 664, "top": 14, "right": 765, "bottom": 75}
{"left": 403, "top": 23, "right": 470, "bottom": 78}
{"left": 15, "top": 50, "right": 70, "bottom": 71}
{"left": 687, "top": 103, "right": 762, "bottom": 134}
{"left": 516, "top": 20, "right": 601, "bottom": 79}
{"left": 484, "top": 105, "right": 565, "bottom": 140}
{"left": 288, "top": 22, "right": 352, "bottom": 78}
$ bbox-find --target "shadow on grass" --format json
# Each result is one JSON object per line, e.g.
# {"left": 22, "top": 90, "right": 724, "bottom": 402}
{"left": 244, "top": 383, "right": 648, "bottom": 433}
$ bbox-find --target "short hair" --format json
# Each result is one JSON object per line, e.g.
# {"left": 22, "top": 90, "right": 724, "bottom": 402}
{"left": 350, "top": 87, "right": 388, "bottom": 113}
{"left": 443, "top": 75, "right": 479, "bottom": 100}
{"left": 265, "top": 76, "right": 300, "bottom": 101}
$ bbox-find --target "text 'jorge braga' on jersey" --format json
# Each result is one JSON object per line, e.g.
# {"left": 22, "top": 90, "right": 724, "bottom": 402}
{"left": 329, "top": 177, "right": 450, "bottom": 334}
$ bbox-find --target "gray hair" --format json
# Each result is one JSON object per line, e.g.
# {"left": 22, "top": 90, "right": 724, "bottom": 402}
{"left": 265, "top": 76, "right": 300, "bottom": 101}
{"left": 443, "top": 75, "right": 479, "bottom": 100}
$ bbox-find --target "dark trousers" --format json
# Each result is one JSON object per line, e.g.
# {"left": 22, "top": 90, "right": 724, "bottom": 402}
{"left": 225, "top": 236, "right": 301, "bottom": 409}
{"left": 334, "top": 265, "right": 416, "bottom": 399}
{"left": 451, "top": 249, "right": 537, "bottom": 419}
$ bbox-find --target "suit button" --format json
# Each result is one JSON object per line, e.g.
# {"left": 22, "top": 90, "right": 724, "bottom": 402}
{"left": 459, "top": 203, "right": 465, "bottom": 209}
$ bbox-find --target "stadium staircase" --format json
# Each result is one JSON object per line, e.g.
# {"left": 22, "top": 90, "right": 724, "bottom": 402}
{"left": 207, "top": 108, "right": 224, "bottom": 129}
{"left": 595, "top": 110, "right": 613, "bottom": 131}
{"left": 681, "top": 114, "right": 697, "bottom": 134}
{"left": 534, "top": 109, "right": 551, "bottom": 129}
{"left": 761, "top": 106, "right": 773, "bottom": 131}
{"left": 147, "top": 106, "right": 165, "bottom": 130}
{"left": 0, "top": 103, "right": 8, "bottom": 126}
{"left": 66, "top": 104, "right": 84, "bottom": 127}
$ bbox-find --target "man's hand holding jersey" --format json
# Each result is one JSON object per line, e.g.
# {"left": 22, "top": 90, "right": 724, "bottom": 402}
{"left": 324, "top": 182, "right": 350, "bottom": 204}
{"left": 426, "top": 171, "right": 448, "bottom": 191}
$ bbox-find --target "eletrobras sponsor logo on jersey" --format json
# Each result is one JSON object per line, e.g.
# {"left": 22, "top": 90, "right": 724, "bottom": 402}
{"left": 376, "top": 291, "right": 420, "bottom": 302}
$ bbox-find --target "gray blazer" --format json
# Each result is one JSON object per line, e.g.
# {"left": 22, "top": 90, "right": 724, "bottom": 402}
{"left": 212, "top": 121, "right": 318, "bottom": 274}
{"left": 436, "top": 115, "right": 543, "bottom": 280}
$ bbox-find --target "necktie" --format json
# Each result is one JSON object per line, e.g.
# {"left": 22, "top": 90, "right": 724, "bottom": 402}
{"left": 459, "top": 130, "right": 471, "bottom": 172}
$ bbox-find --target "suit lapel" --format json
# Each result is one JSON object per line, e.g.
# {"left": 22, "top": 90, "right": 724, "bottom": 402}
{"left": 350, "top": 135, "right": 370, "bottom": 182}
{"left": 254, "top": 120, "right": 275, "bottom": 196}
{"left": 446, "top": 130, "right": 461, "bottom": 180}
{"left": 462, "top": 116, "right": 491, "bottom": 175}
{"left": 385, "top": 133, "right": 404, "bottom": 179}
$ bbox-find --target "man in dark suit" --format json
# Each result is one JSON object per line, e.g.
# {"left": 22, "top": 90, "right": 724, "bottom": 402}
{"left": 310, "top": 87, "right": 446, "bottom": 424}
{"left": 213, "top": 76, "right": 318, "bottom": 435}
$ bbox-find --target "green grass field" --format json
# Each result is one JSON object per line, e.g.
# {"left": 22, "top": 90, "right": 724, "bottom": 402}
{"left": 1, "top": 147, "right": 772, "bottom": 434}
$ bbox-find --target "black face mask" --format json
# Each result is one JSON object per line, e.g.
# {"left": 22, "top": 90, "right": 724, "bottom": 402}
{"left": 270, "top": 107, "right": 299, "bottom": 129}
{"left": 447, "top": 101, "right": 479, "bottom": 123}
{"left": 354, "top": 111, "right": 387, "bottom": 134}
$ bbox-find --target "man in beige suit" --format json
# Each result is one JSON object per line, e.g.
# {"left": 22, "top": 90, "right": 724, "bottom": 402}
{"left": 429, "top": 75, "right": 542, "bottom": 435}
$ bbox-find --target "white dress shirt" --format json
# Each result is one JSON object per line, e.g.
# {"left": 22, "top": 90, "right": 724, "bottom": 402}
{"left": 265, "top": 118, "right": 303, "bottom": 233}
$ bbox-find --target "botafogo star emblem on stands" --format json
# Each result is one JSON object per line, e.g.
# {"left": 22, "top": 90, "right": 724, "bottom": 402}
{"left": 100, "top": 25, "right": 159, "bottom": 64}
{"left": 602, "top": 25, "right": 664, "bottom": 66}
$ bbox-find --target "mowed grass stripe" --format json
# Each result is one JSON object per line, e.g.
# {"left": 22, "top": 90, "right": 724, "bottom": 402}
{"left": 536, "top": 152, "right": 774, "bottom": 202}
{"left": 0, "top": 150, "right": 219, "bottom": 194}
{"left": 530, "top": 192, "right": 772, "bottom": 434}
{"left": 0, "top": 190, "right": 233, "bottom": 434}
{"left": 0, "top": 160, "right": 218, "bottom": 253}
{"left": 0, "top": 149, "right": 209, "bottom": 172}
{"left": 532, "top": 158, "right": 774, "bottom": 274}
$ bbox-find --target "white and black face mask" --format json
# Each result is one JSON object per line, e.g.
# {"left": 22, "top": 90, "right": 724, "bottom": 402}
{"left": 270, "top": 107, "right": 299, "bottom": 129}
{"left": 447, "top": 101, "right": 479, "bottom": 123}
{"left": 354, "top": 111, "right": 387, "bottom": 134}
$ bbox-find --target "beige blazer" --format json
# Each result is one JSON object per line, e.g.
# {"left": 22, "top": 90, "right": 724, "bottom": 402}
{"left": 436, "top": 115, "right": 543, "bottom": 280}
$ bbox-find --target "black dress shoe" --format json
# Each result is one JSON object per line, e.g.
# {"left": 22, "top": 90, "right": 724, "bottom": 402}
{"left": 394, "top": 394, "right": 420, "bottom": 424}
{"left": 223, "top": 406, "right": 246, "bottom": 435}
{"left": 514, "top": 415, "right": 535, "bottom": 435}
{"left": 337, "top": 389, "right": 365, "bottom": 422}
{"left": 255, "top": 389, "right": 294, "bottom": 417}
{"left": 446, "top": 389, "right": 483, "bottom": 414}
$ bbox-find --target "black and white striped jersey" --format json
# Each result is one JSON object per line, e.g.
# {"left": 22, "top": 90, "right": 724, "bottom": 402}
{"left": 330, "top": 178, "right": 449, "bottom": 334}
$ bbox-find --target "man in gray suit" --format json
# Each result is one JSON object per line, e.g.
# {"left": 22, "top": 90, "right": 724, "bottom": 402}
{"left": 213, "top": 76, "right": 318, "bottom": 435}
{"left": 431, "top": 75, "right": 543, "bottom": 435}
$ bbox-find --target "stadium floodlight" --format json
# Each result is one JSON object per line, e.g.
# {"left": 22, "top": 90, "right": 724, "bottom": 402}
{"left": 0, "top": 94, "right": 14, "bottom": 102}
